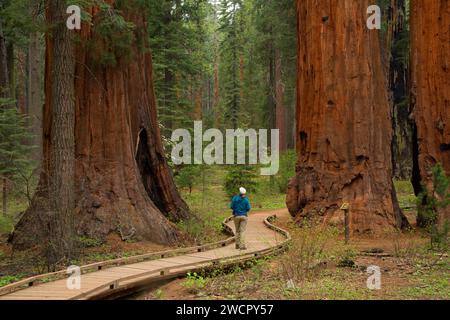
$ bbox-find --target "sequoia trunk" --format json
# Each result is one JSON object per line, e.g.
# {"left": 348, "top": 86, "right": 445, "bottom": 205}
{"left": 287, "top": 0, "right": 408, "bottom": 234}
{"left": 11, "top": 2, "right": 191, "bottom": 250}
{"left": 410, "top": 0, "right": 450, "bottom": 221}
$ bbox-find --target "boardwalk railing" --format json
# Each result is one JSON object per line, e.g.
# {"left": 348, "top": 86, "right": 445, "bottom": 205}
{"left": 0, "top": 214, "right": 291, "bottom": 299}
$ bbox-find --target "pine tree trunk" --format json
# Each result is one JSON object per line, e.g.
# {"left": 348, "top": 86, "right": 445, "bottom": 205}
{"left": 45, "top": 0, "right": 76, "bottom": 264}
{"left": 2, "top": 177, "right": 6, "bottom": 217}
{"left": 11, "top": 2, "right": 191, "bottom": 250}
{"left": 231, "top": 30, "right": 239, "bottom": 130}
{"left": 27, "top": 31, "right": 43, "bottom": 161}
{"left": 163, "top": 67, "right": 174, "bottom": 131}
{"left": 0, "top": 22, "right": 11, "bottom": 217}
{"left": 410, "top": 0, "right": 450, "bottom": 222}
{"left": 16, "top": 49, "right": 27, "bottom": 114}
{"left": 267, "top": 41, "right": 276, "bottom": 130}
{"left": 0, "top": 22, "right": 9, "bottom": 98}
{"left": 239, "top": 54, "right": 244, "bottom": 105}
{"left": 287, "top": 88, "right": 297, "bottom": 149}
{"left": 287, "top": 0, "right": 408, "bottom": 234}
{"left": 275, "top": 49, "right": 287, "bottom": 151}
{"left": 6, "top": 43, "right": 15, "bottom": 102}
{"left": 161, "top": 5, "right": 174, "bottom": 133}
{"left": 213, "top": 58, "right": 220, "bottom": 127}
{"left": 194, "top": 76, "right": 203, "bottom": 120}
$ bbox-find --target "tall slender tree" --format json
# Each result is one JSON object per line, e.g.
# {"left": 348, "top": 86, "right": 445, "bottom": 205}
{"left": 0, "top": 0, "right": 45, "bottom": 160}
{"left": 27, "top": 1, "right": 44, "bottom": 162}
{"left": 0, "top": 23, "right": 9, "bottom": 99}
{"left": 275, "top": 48, "right": 287, "bottom": 151}
{"left": 219, "top": 0, "right": 243, "bottom": 129}
{"left": 148, "top": 0, "right": 212, "bottom": 137}
{"left": 253, "top": 0, "right": 297, "bottom": 146}
{"left": 45, "top": 0, "right": 76, "bottom": 264}
{"left": 11, "top": 1, "right": 191, "bottom": 252}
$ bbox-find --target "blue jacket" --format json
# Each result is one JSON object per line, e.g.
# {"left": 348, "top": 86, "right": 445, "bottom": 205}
{"left": 230, "top": 195, "right": 251, "bottom": 216}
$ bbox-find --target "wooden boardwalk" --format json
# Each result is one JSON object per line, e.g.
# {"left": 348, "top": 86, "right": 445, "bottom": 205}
{"left": 0, "top": 209, "right": 290, "bottom": 300}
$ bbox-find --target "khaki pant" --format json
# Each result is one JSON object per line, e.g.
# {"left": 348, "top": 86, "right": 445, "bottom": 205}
{"left": 234, "top": 216, "right": 248, "bottom": 249}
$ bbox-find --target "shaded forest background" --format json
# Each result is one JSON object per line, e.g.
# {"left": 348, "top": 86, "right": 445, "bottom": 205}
{"left": 0, "top": 0, "right": 413, "bottom": 216}
{"left": 0, "top": 0, "right": 417, "bottom": 181}
{"left": 0, "top": 0, "right": 427, "bottom": 231}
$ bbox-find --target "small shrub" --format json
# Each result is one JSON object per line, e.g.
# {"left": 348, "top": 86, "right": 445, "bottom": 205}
{"left": 224, "top": 165, "right": 257, "bottom": 197}
{"left": 337, "top": 255, "right": 356, "bottom": 268}
{"left": 430, "top": 222, "right": 450, "bottom": 251}
{"left": 182, "top": 272, "right": 207, "bottom": 293}
{"left": 274, "top": 150, "right": 296, "bottom": 193}
{"left": 416, "top": 164, "right": 450, "bottom": 249}
{"left": 0, "top": 103, "right": 37, "bottom": 217}
{"left": 279, "top": 221, "right": 341, "bottom": 282}
{"left": 175, "top": 165, "right": 201, "bottom": 194}
{"left": 153, "top": 289, "right": 165, "bottom": 300}
{"left": 0, "top": 275, "right": 21, "bottom": 287}
{"left": 176, "top": 218, "right": 205, "bottom": 242}
{"left": 390, "top": 229, "right": 426, "bottom": 266}
{"left": 77, "top": 236, "right": 104, "bottom": 248}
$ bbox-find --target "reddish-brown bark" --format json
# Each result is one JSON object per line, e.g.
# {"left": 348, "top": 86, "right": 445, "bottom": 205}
{"left": 410, "top": 0, "right": 450, "bottom": 221}
{"left": 0, "top": 22, "right": 9, "bottom": 98}
{"left": 11, "top": 2, "right": 191, "bottom": 249}
{"left": 287, "top": 0, "right": 408, "bottom": 234}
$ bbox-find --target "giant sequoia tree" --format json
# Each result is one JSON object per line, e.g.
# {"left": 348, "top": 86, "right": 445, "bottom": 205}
{"left": 11, "top": 1, "right": 191, "bottom": 250}
{"left": 410, "top": 0, "right": 450, "bottom": 221}
{"left": 287, "top": 0, "right": 408, "bottom": 234}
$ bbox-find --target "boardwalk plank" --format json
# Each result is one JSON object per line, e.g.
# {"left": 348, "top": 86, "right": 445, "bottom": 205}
{"left": 0, "top": 210, "right": 290, "bottom": 300}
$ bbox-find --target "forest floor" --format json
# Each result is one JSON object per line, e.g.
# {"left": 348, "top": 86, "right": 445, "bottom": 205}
{"left": 128, "top": 174, "right": 448, "bottom": 300}
{"left": 0, "top": 167, "right": 286, "bottom": 286}
{"left": 129, "top": 210, "right": 449, "bottom": 300}
{"left": 0, "top": 168, "right": 448, "bottom": 299}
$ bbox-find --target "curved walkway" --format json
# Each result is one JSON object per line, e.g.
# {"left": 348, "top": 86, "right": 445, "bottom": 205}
{"left": 0, "top": 209, "right": 290, "bottom": 300}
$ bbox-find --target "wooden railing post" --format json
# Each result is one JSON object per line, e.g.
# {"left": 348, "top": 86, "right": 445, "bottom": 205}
{"left": 340, "top": 202, "right": 350, "bottom": 244}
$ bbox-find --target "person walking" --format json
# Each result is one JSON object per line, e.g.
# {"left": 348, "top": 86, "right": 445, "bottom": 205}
{"left": 230, "top": 187, "right": 251, "bottom": 250}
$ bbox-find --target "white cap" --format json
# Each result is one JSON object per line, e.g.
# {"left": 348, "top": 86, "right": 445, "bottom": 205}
{"left": 239, "top": 187, "right": 247, "bottom": 195}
